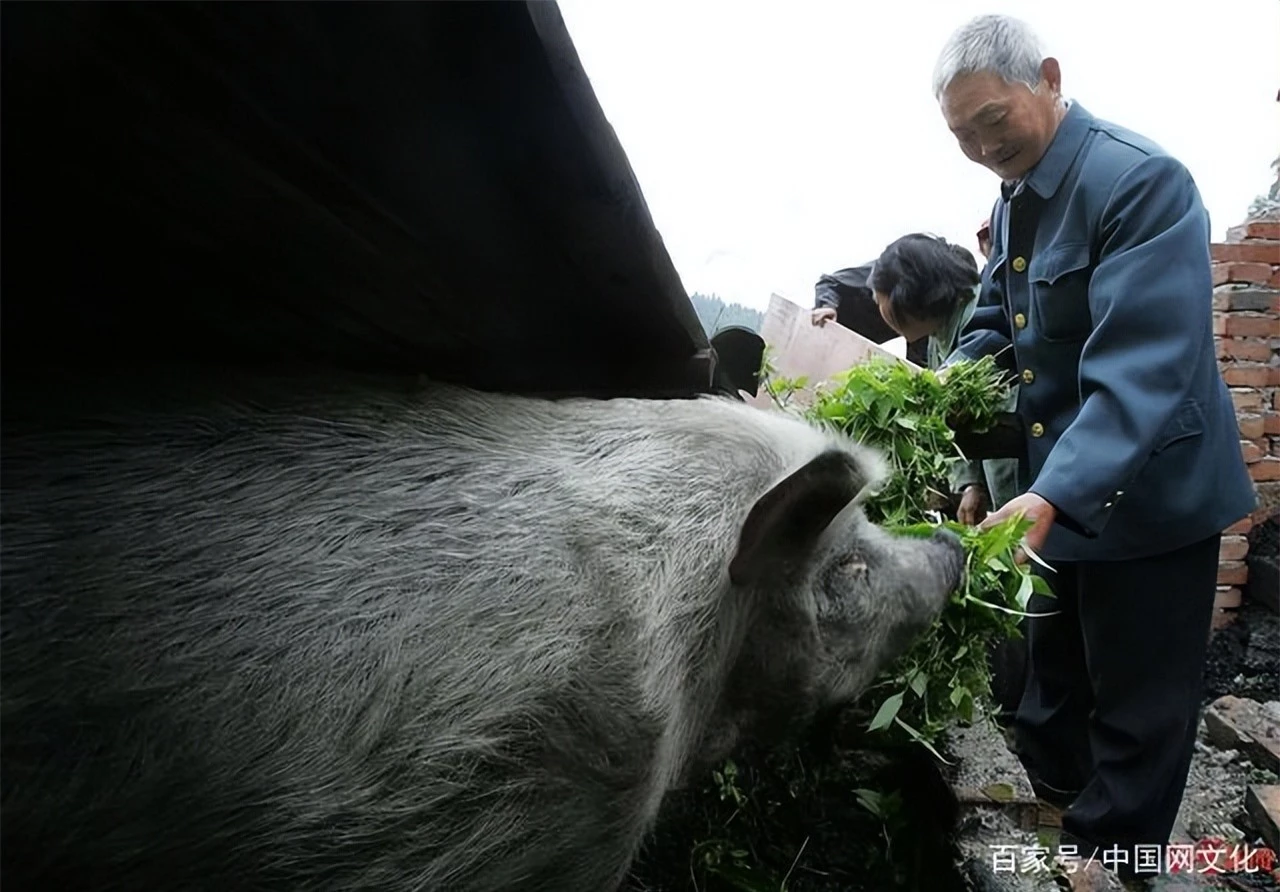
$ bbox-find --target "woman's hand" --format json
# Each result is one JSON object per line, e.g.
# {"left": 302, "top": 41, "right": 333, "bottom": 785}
{"left": 810, "top": 307, "right": 837, "bottom": 327}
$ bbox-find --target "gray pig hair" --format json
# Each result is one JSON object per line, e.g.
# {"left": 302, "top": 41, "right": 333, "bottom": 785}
{"left": 932, "top": 13, "right": 1047, "bottom": 99}
{"left": 0, "top": 370, "right": 895, "bottom": 891}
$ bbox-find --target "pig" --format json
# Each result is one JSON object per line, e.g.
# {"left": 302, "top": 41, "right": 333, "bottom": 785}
{"left": 0, "top": 369, "right": 966, "bottom": 892}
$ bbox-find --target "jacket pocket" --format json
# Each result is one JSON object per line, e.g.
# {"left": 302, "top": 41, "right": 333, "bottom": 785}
{"left": 1029, "top": 242, "right": 1093, "bottom": 343}
{"left": 1151, "top": 399, "right": 1204, "bottom": 454}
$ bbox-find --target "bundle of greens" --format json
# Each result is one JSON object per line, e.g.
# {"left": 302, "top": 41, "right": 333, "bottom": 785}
{"left": 763, "top": 352, "right": 1049, "bottom": 753}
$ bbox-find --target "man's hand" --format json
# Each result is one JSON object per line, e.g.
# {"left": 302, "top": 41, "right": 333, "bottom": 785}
{"left": 811, "top": 307, "right": 837, "bottom": 327}
{"left": 979, "top": 492, "right": 1056, "bottom": 565}
{"left": 957, "top": 484, "right": 990, "bottom": 526}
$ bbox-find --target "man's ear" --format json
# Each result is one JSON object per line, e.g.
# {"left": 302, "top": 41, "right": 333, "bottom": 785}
{"left": 728, "top": 449, "right": 880, "bottom": 587}
{"left": 1040, "top": 57, "right": 1062, "bottom": 95}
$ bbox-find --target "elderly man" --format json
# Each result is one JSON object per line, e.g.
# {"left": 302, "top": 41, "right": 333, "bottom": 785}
{"left": 933, "top": 13, "right": 1256, "bottom": 885}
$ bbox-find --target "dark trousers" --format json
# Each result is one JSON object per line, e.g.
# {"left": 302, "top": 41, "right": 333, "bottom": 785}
{"left": 1014, "top": 533, "right": 1221, "bottom": 868}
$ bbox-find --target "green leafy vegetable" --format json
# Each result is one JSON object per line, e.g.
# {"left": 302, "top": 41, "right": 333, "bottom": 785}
{"left": 762, "top": 350, "right": 1050, "bottom": 750}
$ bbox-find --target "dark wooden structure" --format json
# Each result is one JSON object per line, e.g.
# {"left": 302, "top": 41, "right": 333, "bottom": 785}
{"left": 2, "top": 1, "right": 747, "bottom": 400}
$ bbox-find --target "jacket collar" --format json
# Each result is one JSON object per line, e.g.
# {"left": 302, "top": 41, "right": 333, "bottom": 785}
{"left": 1000, "top": 100, "right": 1092, "bottom": 202}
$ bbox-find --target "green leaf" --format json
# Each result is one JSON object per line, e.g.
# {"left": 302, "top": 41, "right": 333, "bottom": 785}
{"left": 1014, "top": 572, "right": 1034, "bottom": 611}
{"left": 704, "top": 861, "right": 779, "bottom": 891}
{"left": 981, "top": 782, "right": 1016, "bottom": 802}
{"left": 909, "top": 670, "right": 929, "bottom": 699}
{"left": 892, "top": 716, "right": 952, "bottom": 765}
{"left": 1021, "top": 539, "right": 1056, "bottom": 573}
{"left": 854, "top": 787, "right": 885, "bottom": 817}
{"left": 1031, "top": 574, "right": 1055, "bottom": 596}
{"left": 867, "top": 691, "right": 905, "bottom": 732}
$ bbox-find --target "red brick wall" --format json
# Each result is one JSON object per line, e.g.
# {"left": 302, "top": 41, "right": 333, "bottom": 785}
{"left": 1210, "top": 219, "right": 1280, "bottom": 629}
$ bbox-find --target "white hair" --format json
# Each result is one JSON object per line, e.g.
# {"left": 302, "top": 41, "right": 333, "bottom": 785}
{"left": 932, "top": 14, "right": 1047, "bottom": 99}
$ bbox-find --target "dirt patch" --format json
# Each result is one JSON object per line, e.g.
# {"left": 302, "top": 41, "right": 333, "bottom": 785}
{"left": 1203, "top": 602, "right": 1280, "bottom": 706}
{"left": 1170, "top": 598, "right": 1280, "bottom": 891}
{"left": 1176, "top": 726, "right": 1277, "bottom": 842}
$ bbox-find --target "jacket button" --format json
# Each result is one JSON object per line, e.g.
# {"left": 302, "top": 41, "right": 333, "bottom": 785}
{"left": 1022, "top": 368, "right": 1035, "bottom": 384}
{"left": 1012, "top": 256, "right": 1027, "bottom": 273}
{"left": 1014, "top": 312, "right": 1027, "bottom": 329}
{"left": 1030, "top": 422, "right": 1045, "bottom": 437}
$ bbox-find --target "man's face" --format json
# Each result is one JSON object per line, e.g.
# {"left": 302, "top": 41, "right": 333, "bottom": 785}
{"left": 939, "top": 60, "right": 1064, "bottom": 182}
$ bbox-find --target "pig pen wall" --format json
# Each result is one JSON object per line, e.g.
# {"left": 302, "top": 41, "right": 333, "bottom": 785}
{"left": 1212, "top": 216, "right": 1280, "bottom": 629}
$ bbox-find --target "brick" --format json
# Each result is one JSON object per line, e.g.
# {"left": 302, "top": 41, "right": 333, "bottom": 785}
{"left": 1225, "top": 516, "right": 1254, "bottom": 536}
{"left": 1217, "top": 560, "right": 1248, "bottom": 585}
{"left": 1204, "top": 695, "right": 1280, "bottom": 773}
{"left": 1266, "top": 412, "right": 1280, "bottom": 436}
{"left": 1215, "top": 586, "right": 1244, "bottom": 609}
{"left": 1215, "top": 314, "right": 1280, "bottom": 338}
{"left": 1240, "top": 413, "right": 1266, "bottom": 439}
{"left": 1221, "top": 362, "right": 1280, "bottom": 387}
{"left": 1211, "top": 608, "right": 1238, "bottom": 631}
{"left": 1232, "top": 388, "right": 1266, "bottom": 411}
{"left": 1212, "top": 287, "right": 1280, "bottom": 313}
{"left": 1212, "top": 241, "right": 1280, "bottom": 264}
{"left": 1243, "top": 439, "right": 1265, "bottom": 462}
{"left": 1272, "top": 437, "right": 1280, "bottom": 457}
{"left": 1252, "top": 457, "right": 1280, "bottom": 482}
{"left": 1246, "top": 221, "right": 1280, "bottom": 240}
{"left": 1220, "top": 536, "right": 1250, "bottom": 561}
{"left": 1271, "top": 267, "right": 1280, "bottom": 288}
{"left": 1214, "top": 261, "right": 1275, "bottom": 286}
{"left": 1217, "top": 338, "right": 1274, "bottom": 362}
{"left": 1275, "top": 390, "right": 1280, "bottom": 411}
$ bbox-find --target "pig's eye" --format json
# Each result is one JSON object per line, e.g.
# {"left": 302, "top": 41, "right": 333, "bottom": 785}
{"left": 836, "top": 557, "right": 868, "bottom": 577}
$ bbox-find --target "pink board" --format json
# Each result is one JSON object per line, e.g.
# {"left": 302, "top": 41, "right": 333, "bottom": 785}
{"left": 748, "top": 293, "right": 920, "bottom": 411}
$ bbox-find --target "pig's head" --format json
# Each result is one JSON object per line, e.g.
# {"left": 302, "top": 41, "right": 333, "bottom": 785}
{"left": 727, "top": 446, "right": 967, "bottom": 717}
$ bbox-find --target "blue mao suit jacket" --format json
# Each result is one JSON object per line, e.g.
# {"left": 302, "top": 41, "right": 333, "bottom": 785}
{"left": 948, "top": 102, "right": 1256, "bottom": 563}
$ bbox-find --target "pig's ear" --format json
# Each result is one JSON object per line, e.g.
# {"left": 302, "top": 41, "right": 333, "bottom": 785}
{"left": 729, "top": 449, "right": 879, "bottom": 587}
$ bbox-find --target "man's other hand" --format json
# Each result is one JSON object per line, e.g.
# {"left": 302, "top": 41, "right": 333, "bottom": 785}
{"left": 811, "top": 307, "right": 837, "bottom": 327}
{"left": 957, "top": 484, "right": 990, "bottom": 526}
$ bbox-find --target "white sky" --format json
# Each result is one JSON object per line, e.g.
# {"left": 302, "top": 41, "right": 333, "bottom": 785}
{"left": 556, "top": 1, "right": 1280, "bottom": 313}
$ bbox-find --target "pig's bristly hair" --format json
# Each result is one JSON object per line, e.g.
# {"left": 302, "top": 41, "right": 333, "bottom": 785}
{"left": 0, "top": 370, "right": 917, "bottom": 892}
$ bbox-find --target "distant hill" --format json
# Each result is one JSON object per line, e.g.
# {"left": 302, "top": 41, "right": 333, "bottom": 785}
{"left": 688, "top": 292, "right": 764, "bottom": 336}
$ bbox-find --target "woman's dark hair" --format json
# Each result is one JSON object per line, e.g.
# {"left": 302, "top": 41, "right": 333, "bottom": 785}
{"left": 868, "top": 233, "right": 980, "bottom": 328}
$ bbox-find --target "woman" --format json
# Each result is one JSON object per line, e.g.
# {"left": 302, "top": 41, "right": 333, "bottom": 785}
{"left": 866, "top": 232, "right": 1019, "bottom": 524}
